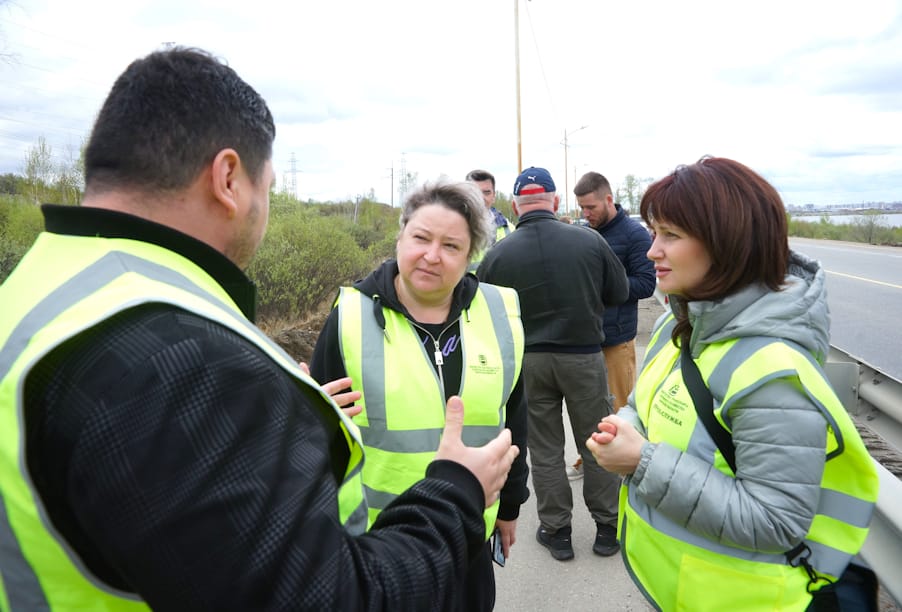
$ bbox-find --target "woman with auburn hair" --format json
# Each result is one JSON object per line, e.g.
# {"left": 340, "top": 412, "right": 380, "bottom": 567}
{"left": 588, "top": 157, "right": 879, "bottom": 611}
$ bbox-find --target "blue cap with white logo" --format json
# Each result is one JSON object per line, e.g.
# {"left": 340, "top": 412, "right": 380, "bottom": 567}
{"left": 513, "top": 166, "right": 556, "bottom": 195}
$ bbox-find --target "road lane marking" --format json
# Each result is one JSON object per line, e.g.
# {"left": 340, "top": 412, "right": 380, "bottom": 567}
{"left": 826, "top": 270, "right": 902, "bottom": 290}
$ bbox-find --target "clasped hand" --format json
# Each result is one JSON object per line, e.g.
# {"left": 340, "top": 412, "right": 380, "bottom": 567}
{"left": 586, "top": 415, "right": 646, "bottom": 477}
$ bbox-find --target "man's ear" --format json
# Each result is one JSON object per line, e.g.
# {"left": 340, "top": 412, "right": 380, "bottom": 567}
{"left": 511, "top": 199, "right": 521, "bottom": 217}
{"left": 606, "top": 192, "right": 615, "bottom": 208}
{"left": 210, "top": 148, "right": 242, "bottom": 219}
{"left": 552, "top": 194, "right": 560, "bottom": 212}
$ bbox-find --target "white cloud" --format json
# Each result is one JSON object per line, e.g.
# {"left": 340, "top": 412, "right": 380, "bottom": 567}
{"left": 1, "top": 0, "right": 900, "bottom": 207}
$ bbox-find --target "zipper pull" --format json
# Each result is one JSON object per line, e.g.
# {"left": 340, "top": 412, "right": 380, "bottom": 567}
{"left": 433, "top": 340, "right": 444, "bottom": 366}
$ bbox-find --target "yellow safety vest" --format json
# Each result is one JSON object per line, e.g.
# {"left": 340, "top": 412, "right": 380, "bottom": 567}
{"left": 0, "top": 232, "right": 367, "bottom": 611}
{"left": 620, "top": 315, "right": 878, "bottom": 611}
{"left": 467, "top": 222, "right": 514, "bottom": 274}
{"left": 337, "top": 284, "right": 523, "bottom": 538}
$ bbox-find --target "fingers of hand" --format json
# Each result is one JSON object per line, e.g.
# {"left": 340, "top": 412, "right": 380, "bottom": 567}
{"left": 341, "top": 405, "right": 363, "bottom": 418}
{"left": 332, "top": 390, "right": 362, "bottom": 406}
{"left": 591, "top": 431, "right": 615, "bottom": 445}
{"left": 442, "top": 396, "right": 465, "bottom": 442}
{"left": 321, "top": 377, "right": 353, "bottom": 395}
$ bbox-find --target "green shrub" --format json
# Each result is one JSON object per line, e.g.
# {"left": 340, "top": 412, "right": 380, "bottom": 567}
{"left": 248, "top": 207, "right": 372, "bottom": 320}
{"left": 788, "top": 213, "right": 901, "bottom": 244}
{"left": 0, "top": 191, "right": 403, "bottom": 323}
{"left": 0, "top": 196, "right": 44, "bottom": 284}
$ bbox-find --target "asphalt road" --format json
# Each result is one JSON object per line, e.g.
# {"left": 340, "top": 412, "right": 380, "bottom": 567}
{"left": 789, "top": 238, "right": 902, "bottom": 381}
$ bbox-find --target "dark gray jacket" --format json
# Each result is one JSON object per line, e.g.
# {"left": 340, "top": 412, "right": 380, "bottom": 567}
{"left": 477, "top": 209, "right": 628, "bottom": 352}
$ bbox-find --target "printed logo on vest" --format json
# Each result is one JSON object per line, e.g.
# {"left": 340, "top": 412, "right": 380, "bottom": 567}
{"left": 470, "top": 353, "right": 500, "bottom": 376}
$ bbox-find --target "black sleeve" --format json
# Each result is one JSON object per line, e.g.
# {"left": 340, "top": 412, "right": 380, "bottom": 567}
{"left": 309, "top": 306, "right": 348, "bottom": 384}
{"left": 497, "top": 373, "right": 529, "bottom": 520}
{"left": 25, "top": 305, "right": 487, "bottom": 611}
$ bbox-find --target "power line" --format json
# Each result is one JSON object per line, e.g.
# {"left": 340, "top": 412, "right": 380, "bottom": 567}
{"left": 523, "top": 1, "right": 559, "bottom": 127}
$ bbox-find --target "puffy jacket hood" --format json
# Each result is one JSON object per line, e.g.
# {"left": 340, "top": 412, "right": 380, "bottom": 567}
{"left": 352, "top": 259, "right": 480, "bottom": 328}
{"left": 684, "top": 250, "right": 831, "bottom": 362}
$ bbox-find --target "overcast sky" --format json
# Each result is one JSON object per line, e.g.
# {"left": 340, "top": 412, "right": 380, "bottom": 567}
{"left": 1, "top": 0, "right": 900, "bottom": 213}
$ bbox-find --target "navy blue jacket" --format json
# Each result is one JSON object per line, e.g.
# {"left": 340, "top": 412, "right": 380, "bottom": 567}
{"left": 594, "top": 205, "right": 656, "bottom": 346}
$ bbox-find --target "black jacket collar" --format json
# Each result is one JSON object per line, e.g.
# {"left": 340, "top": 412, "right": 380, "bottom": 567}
{"left": 42, "top": 204, "right": 257, "bottom": 321}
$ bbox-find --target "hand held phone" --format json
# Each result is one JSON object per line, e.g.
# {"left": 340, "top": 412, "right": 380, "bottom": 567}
{"left": 491, "top": 527, "right": 505, "bottom": 567}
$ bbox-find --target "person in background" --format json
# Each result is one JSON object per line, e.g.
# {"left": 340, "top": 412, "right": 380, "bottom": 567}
{"left": 477, "top": 166, "right": 628, "bottom": 562}
{"left": 588, "top": 157, "right": 878, "bottom": 611}
{"left": 466, "top": 169, "right": 515, "bottom": 273}
{"left": 566, "top": 171, "right": 655, "bottom": 480}
{"left": 0, "top": 46, "right": 519, "bottom": 611}
{"left": 311, "top": 178, "right": 529, "bottom": 611}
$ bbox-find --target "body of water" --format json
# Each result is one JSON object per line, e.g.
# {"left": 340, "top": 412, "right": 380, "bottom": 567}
{"left": 791, "top": 212, "right": 902, "bottom": 228}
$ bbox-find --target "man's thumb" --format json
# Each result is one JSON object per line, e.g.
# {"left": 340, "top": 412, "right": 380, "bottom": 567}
{"left": 443, "top": 395, "right": 464, "bottom": 442}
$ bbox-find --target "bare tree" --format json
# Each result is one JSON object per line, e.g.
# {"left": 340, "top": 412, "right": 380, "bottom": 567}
{"left": 615, "top": 174, "right": 655, "bottom": 213}
{"left": 55, "top": 143, "right": 84, "bottom": 204}
{"left": 23, "top": 136, "right": 54, "bottom": 204}
{"left": 853, "top": 211, "right": 888, "bottom": 245}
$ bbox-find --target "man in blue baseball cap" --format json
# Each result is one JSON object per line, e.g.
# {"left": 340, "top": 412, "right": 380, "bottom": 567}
{"left": 477, "top": 166, "right": 629, "bottom": 562}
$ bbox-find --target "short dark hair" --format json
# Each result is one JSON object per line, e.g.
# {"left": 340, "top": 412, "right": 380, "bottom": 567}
{"left": 85, "top": 47, "right": 275, "bottom": 194}
{"left": 640, "top": 157, "right": 790, "bottom": 343}
{"left": 573, "top": 171, "right": 611, "bottom": 197}
{"left": 401, "top": 179, "right": 493, "bottom": 260}
{"left": 465, "top": 169, "right": 495, "bottom": 190}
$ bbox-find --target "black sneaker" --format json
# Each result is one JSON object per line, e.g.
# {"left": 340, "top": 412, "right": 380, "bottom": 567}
{"left": 536, "top": 525, "right": 574, "bottom": 561}
{"left": 593, "top": 522, "right": 620, "bottom": 557}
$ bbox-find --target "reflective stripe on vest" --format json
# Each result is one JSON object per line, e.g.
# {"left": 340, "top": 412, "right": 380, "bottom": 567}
{"left": 0, "top": 233, "right": 367, "bottom": 610}
{"left": 620, "top": 314, "right": 878, "bottom": 611}
{"left": 337, "top": 284, "right": 523, "bottom": 537}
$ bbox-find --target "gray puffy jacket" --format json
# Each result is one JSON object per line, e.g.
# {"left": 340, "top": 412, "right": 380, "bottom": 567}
{"left": 623, "top": 251, "right": 832, "bottom": 552}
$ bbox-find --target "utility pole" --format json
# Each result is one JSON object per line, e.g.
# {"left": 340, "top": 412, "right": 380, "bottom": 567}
{"left": 287, "top": 152, "right": 300, "bottom": 200}
{"left": 398, "top": 154, "right": 416, "bottom": 205}
{"left": 514, "top": 0, "right": 523, "bottom": 173}
{"left": 386, "top": 163, "right": 394, "bottom": 207}
{"left": 562, "top": 125, "right": 588, "bottom": 216}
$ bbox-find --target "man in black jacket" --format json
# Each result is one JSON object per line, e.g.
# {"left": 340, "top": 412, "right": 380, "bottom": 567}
{"left": 0, "top": 46, "right": 517, "bottom": 611}
{"left": 477, "top": 167, "right": 628, "bottom": 562}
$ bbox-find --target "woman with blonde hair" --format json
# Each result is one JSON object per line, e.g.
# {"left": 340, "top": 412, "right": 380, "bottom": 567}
{"left": 312, "top": 178, "right": 528, "bottom": 611}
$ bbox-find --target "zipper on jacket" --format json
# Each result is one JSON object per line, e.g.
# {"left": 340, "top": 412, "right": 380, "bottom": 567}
{"left": 409, "top": 319, "right": 458, "bottom": 397}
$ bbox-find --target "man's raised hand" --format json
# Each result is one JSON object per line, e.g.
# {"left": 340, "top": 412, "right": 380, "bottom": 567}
{"left": 436, "top": 396, "right": 519, "bottom": 508}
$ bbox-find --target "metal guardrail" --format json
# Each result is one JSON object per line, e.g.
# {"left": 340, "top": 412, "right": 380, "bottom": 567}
{"left": 825, "top": 347, "right": 902, "bottom": 607}
{"left": 860, "top": 460, "right": 902, "bottom": 606}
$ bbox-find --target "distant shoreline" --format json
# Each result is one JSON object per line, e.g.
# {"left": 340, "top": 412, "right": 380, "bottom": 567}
{"left": 790, "top": 211, "right": 902, "bottom": 229}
